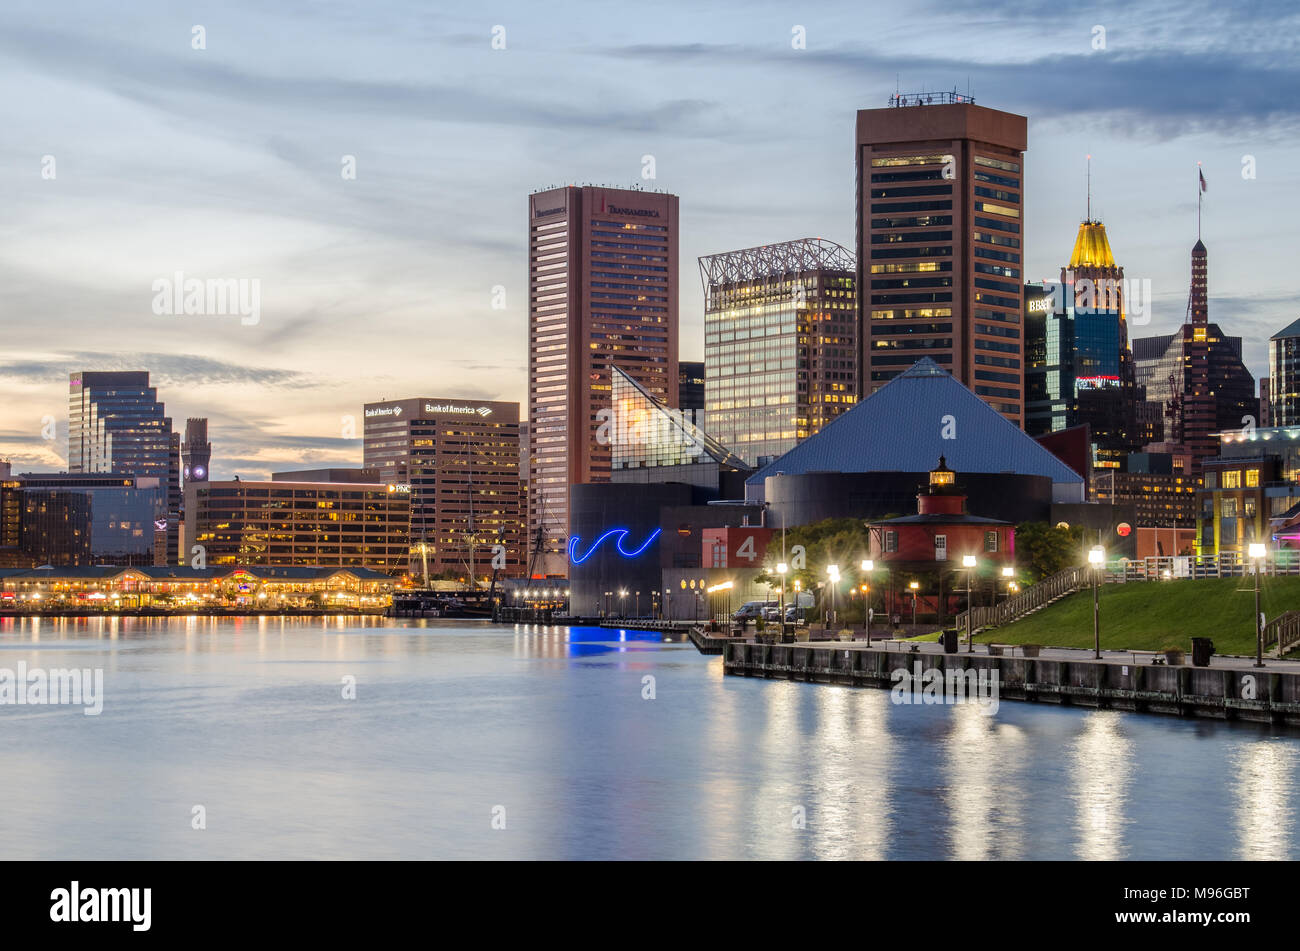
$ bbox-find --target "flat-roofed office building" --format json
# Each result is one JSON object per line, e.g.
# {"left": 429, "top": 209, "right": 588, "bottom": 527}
{"left": 363, "top": 397, "right": 523, "bottom": 581}
{"left": 856, "top": 94, "right": 1028, "bottom": 425}
{"left": 184, "top": 478, "right": 410, "bottom": 574}
{"left": 527, "top": 185, "right": 679, "bottom": 578}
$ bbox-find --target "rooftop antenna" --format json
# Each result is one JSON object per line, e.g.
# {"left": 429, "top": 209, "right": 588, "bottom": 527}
{"left": 1086, "top": 154, "right": 1091, "bottom": 222}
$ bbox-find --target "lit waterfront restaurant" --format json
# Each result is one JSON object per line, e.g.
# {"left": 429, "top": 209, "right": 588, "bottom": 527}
{"left": 0, "top": 565, "right": 397, "bottom": 610}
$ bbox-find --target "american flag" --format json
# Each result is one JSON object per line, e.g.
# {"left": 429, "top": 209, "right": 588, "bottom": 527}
{"left": 1199, "top": 168, "right": 1208, "bottom": 192}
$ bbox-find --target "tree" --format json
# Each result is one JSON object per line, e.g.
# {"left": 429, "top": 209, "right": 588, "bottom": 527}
{"left": 754, "top": 518, "right": 877, "bottom": 621}
{"left": 1015, "top": 521, "right": 1087, "bottom": 581}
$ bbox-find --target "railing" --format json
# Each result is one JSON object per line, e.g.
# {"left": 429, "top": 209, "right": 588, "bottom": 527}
{"left": 956, "top": 565, "right": 1085, "bottom": 633}
{"left": 1107, "top": 553, "right": 1300, "bottom": 583}
{"left": 1264, "top": 611, "right": 1300, "bottom": 657}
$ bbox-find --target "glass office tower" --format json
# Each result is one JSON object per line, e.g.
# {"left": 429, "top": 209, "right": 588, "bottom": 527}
{"left": 700, "top": 238, "right": 857, "bottom": 467}
{"left": 69, "top": 371, "right": 174, "bottom": 479}
{"left": 1269, "top": 317, "right": 1300, "bottom": 427}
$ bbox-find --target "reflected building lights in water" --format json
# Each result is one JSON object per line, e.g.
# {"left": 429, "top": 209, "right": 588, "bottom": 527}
{"left": 749, "top": 682, "right": 803, "bottom": 860}
{"left": 1070, "top": 712, "right": 1133, "bottom": 860}
{"left": 945, "top": 706, "right": 1027, "bottom": 861}
{"left": 1233, "top": 740, "right": 1295, "bottom": 860}
{"left": 806, "top": 686, "right": 897, "bottom": 861}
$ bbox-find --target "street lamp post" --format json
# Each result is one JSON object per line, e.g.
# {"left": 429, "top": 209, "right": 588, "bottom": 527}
{"left": 1250, "top": 542, "right": 1267, "bottom": 667}
{"left": 908, "top": 580, "right": 919, "bottom": 629}
{"left": 861, "top": 559, "right": 873, "bottom": 638}
{"left": 619, "top": 589, "right": 627, "bottom": 618}
{"left": 962, "top": 555, "right": 977, "bottom": 652}
{"left": 777, "top": 562, "right": 788, "bottom": 635}
{"left": 1088, "top": 545, "right": 1105, "bottom": 659}
{"left": 1001, "top": 564, "right": 1014, "bottom": 603}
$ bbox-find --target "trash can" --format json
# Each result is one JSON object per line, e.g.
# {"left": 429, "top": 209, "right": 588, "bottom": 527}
{"left": 1191, "top": 637, "right": 1214, "bottom": 667}
{"left": 941, "top": 629, "right": 958, "bottom": 653}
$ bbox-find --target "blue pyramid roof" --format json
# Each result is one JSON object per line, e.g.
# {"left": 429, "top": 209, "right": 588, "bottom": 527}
{"left": 745, "top": 358, "right": 1084, "bottom": 489}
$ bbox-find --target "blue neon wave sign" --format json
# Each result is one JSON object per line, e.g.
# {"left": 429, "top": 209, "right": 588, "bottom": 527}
{"left": 568, "top": 528, "right": 662, "bottom": 564}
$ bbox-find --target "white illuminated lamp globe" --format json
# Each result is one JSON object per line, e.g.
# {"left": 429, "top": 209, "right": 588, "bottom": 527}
{"left": 1249, "top": 543, "right": 1267, "bottom": 560}
{"left": 1088, "top": 546, "right": 1105, "bottom": 565}
{"left": 861, "top": 559, "right": 873, "bottom": 571}
{"left": 1001, "top": 565, "right": 1014, "bottom": 577}
{"left": 962, "top": 555, "right": 977, "bottom": 568}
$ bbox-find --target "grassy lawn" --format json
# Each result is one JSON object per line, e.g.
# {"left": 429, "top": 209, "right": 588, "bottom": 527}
{"left": 978, "top": 576, "right": 1300, "bottom": 655}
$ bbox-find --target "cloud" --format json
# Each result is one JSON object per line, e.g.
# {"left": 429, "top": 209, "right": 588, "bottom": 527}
{"left": 0, "top": 23, "right": 727, "bottom": 139}
{"left": 0, "top": 352, "right": 310, "bottom": 388}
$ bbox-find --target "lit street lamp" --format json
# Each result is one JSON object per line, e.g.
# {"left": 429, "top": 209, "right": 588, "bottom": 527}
{"left": 619, "top": 588, "right": 627, "bottom": 618}
{"left": 1250, "top": 542, "right": 1267, "bottom": 667}
{"left": 1088, "top": 545, "right": 1105, "bottom": 659}
{"left": 909, "top": 579, "right": 919, "bottom": 628}
{"left": 962, "top": 554, "right": 977, "bottom": 652}
{"left": 826, "top": 564, "right": 840, "bottom": 627}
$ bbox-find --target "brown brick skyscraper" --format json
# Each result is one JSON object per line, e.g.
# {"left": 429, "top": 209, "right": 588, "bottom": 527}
{"left": 856, "top": 95, "right": 1028, "bottom": 426}
{"left": 527, "top": 186, "right": 679, "bottom": 578}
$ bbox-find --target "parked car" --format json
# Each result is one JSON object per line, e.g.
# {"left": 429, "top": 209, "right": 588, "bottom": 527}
{"left": 732, "top": 601, "right": 778, "bottom": 622}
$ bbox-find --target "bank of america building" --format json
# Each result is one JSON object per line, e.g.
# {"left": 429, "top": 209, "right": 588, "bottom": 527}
{"left": 362, "top": 398, "right": 524, "bottom": 579}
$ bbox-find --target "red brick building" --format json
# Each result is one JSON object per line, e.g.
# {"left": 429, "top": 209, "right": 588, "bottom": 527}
{"left": 867, "top": 457, "right": 1015, "bottom": 620}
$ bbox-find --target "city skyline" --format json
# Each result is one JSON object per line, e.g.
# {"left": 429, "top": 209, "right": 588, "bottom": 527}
{"left": 3, "top": 0, "right": 1299, "bottom": 480}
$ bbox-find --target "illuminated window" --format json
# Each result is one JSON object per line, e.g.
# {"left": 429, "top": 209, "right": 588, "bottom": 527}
{"left": 1246, "top": 469, "right": 1260, "bottom": 488}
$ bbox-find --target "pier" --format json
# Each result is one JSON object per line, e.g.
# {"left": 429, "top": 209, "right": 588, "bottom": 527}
{"left": 723, "top": 640, "right": 1300, "bottom": 725}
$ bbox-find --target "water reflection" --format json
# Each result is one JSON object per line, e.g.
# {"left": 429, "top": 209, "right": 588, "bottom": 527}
{"left": 1233, "top": 740, "right": 1296, "bottom": 860}
{"left": 946, "top": 706, "right": 1028, "bottom": 860}
{"left": 0, "top": 617, "right": 1296, "bottom": 860}
{"left": 1070, "top": 712, "right": 1133, "bottom": 860}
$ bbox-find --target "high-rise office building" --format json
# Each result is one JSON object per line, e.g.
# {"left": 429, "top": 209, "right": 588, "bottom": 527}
{"left": 69, "top": 371, "right": 178, "bottom": 563}
{"left": 699, "top": 238, "right": 857, "bottom": 466}
{"left": 1133, "top": 240, "right": 1257, "bottom": 466}
{"left": 1269, "top": 317, "right": 1300, "bottom": 427}
{"left": 363, "top": 397, "right": 524, "bottom": 581}
{"left": 69, "top": 371, "right": 173, "bottom": 479}
{"left": 1024, "top": 218, "right": 1140, "bottom": 469}
{"left": 527, "top": 185, "right": 679, "bottom": 578}
{"left": 856, "top": 94, "right": 1027, "bottom": 425}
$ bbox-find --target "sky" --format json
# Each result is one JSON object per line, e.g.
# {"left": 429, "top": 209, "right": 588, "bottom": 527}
{"left": 2, "top": 0, "right": 1298, "bottom": 479}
